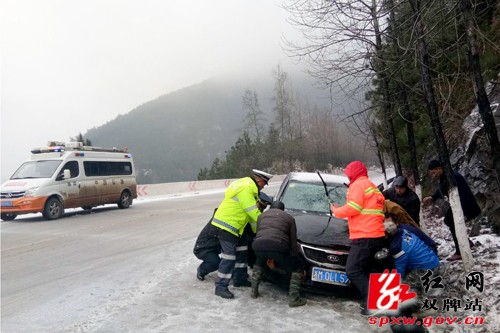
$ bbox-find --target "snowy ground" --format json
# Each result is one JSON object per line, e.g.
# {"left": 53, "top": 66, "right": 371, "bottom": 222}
{"left": 132, "top": 188, "right": 500, "bottom": 333}
{"left": 2, "top": 173, "right": 498, "bottom": 333}
{"left": 3, "top": 185, "right": 384, "bottom": 333}
{"left": 420, "top": 207, "right": 500, "bottom": 333}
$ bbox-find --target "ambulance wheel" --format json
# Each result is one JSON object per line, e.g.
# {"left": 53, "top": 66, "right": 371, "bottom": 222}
{"left": 43, "top": 197, "right": 64, "bottom": 220}
{"left": 118, "top": 191, "right": 132, "bottom": 209}
{"left": 1, "top": 213, "right": 17, "bottom": 221}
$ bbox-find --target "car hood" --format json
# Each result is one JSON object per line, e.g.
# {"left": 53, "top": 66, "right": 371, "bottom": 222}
{"left": 1, "top": 178, "right": 49, "bottom": 192}
{"left": 288, "top": 209, "right": 351, "bottom": 248}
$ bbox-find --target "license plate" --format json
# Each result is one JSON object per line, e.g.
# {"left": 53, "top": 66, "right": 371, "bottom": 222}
{"left": 311, "top": 267, "right": 350, "bottom": 286}
{"left": 1, "top": 201, "right": 13, "bottom": 207}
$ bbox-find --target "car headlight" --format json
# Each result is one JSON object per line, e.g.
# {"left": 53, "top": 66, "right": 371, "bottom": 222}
{"left": 24, "top": 187, "right": 39, "bottom": 197}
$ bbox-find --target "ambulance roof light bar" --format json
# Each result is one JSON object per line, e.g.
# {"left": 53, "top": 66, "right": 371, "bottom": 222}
{"left": 31, "top": 141, "right": 129, "bottom": 154}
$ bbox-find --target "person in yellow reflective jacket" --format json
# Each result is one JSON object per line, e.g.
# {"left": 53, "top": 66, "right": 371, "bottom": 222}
{"left": 211, "top": 169, "right": 273, "bottom": 299}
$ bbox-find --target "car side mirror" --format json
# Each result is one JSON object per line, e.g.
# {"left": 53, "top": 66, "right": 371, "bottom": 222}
{"left": 57, "top": 169, "right": 71, "bottom": 181}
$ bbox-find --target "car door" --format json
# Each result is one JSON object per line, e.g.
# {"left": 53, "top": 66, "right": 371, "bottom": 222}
{"left": 57, "top": 160, "right": 82, "bottom": 208}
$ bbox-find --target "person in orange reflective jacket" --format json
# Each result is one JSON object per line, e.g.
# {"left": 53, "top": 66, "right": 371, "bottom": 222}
{"left": 331, "top": 161, "right": 387, "bottom": 315}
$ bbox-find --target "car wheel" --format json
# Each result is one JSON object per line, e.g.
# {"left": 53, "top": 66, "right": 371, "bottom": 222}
{"left": 1, "top": 213, "right": 17, "bottom": 221}
{"left": 43, "top": 197, "right": 64, "bottom": 220}
{"left": 118, "top": 191, "right": 132, "bottom": 209}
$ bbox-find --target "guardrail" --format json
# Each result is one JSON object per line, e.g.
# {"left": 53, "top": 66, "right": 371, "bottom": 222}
{"left": 136, "top": 175, "right": 286, "bottom": 197}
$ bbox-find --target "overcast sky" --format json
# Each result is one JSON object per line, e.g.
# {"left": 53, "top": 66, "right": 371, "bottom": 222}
{"left": 1, "top": 0, "right": 305, "bottom": 181}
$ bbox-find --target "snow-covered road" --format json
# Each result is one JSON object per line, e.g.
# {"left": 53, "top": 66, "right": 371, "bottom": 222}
{"left": 1, "top": 185, "right": 385, "bottom": 333}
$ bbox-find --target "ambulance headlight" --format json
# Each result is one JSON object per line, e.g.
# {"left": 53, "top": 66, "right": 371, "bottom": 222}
{"left": 24, "top": 187, "right": 39, "bottom": 197}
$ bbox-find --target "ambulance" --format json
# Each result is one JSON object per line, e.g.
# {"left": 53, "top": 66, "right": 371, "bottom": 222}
{"left": 0, "top": 141, "right": 137, "bottom": 221}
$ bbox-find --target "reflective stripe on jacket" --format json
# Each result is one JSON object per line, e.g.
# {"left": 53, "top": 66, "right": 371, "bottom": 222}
{"left": 333, "top": 175, "right": 385, "bottom": 239}
{"left": 211, "top": 177, "right": 261, "bottom": 237}
{"left": 390, "top": 229, "right": 440, "bottom": 277}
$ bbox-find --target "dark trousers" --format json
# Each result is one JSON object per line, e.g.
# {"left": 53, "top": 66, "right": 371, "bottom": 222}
{"left": 346, "top": 237, "right": 387, "bottom": 303}
{"left": 196, "top": 248, "right": 221, "bottom": 277}
{"left": 444, "top": 210, "right": 473, "bottom": 255}
{"left": 444, "top": 211, "right": 460, "bottom": 254}
{"left": 254, "top": 250, "right": 306, "bottom": 273}
{"left": 214, "top": 231, "right": 250, "bottom": 289}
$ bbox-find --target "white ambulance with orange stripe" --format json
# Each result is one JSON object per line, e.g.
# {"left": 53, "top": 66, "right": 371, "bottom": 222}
{"left": 0, "top": 141, "right": 137, "bottom": 221}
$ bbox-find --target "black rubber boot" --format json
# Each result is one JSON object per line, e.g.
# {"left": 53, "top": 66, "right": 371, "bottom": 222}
{"left": 196, "top": 265, "right": 205, "bottom": 281}
{"left": 251, "top": 265, "right": 264, "bottom": 298}
{"left": 215, "top": 287, "right": 234, "bottom": 299}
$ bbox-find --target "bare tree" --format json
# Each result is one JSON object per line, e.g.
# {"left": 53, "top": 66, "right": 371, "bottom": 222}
{"left": 283, "top": 0, "right": 402, "bottom": 174}
{"left": 369, "top": 0, "right": 403, "bottom": 176}
{"left": 272, "top": 65, "right": 296, "bottom": 170}
{"left": 385, "top": 0, "right": 424, "bottom": 227}
{"left": 241, "top": 89, "right": 264, "bottom": 139}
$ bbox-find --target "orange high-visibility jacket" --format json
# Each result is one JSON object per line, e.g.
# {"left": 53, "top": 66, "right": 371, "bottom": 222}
{"left": 333, "top": 162, "right": 385, "bottom": 239}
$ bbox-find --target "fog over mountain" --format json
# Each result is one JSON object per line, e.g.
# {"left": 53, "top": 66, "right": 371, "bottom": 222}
{"left": 84, "top": 72, "right": 356, "bottom": 184}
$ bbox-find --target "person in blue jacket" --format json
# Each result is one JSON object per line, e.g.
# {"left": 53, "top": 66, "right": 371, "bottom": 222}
{"left": 385, "top": 221, "right": 440, "bottom": 277}
{"left": 383, "top": 222, "right": 440, "bottom": 333}
{"left": 384, "top": 221, "right": 446, "bottom": 326}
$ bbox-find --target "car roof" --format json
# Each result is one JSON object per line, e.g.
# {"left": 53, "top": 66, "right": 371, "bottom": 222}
{"left": 288, "top": 172, "right": 348, "bottom": 184}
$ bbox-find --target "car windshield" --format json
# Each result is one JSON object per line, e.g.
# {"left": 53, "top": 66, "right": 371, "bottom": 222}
{"left": 281, "top": 180, "right": 347, "bottom": 214}
{"left": 10, "top": 160, "right": 62, "bottom": 179}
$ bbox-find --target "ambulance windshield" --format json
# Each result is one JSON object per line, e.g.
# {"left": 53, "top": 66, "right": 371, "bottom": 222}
{"left": 11, "top": 160, "right": 62, "bottom": 179}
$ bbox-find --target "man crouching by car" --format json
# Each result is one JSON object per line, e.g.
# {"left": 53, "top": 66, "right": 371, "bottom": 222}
{"left": 250, "top": 200, "right": 307, "bottom": 307}
{"left": 331, "top": 161, "right": 387, "bottom": 315}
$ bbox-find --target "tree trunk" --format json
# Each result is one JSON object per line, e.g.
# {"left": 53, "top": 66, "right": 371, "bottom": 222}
{"left": 371, "top": 0, "right": 402, "bottom": 177}
{"left": 460, "top": 0, "right": 500, "bottom": 189}
{"left": 408, "top": 0, "right": 473, "bottom": 270}
{"left": 387, "top": 0, "right": 419, "bottom": 184}
{"left": 373, "top": 129, "right": 388, "bottom": 189}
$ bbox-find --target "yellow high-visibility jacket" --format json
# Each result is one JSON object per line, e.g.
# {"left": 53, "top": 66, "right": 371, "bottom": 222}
{"left": 211, "top": 177, "right": 261, "bottom": 237}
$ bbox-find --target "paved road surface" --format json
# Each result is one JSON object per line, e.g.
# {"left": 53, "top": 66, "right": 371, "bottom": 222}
{"left": 1, "top": 187, "right": 385, "bottom": 333}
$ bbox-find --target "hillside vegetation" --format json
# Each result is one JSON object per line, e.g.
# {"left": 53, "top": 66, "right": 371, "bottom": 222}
{"left": 83, "top": 71, "right": 371, "bottom": 184}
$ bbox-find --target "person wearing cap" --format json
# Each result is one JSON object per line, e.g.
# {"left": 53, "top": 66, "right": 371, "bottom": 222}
{"left": 211, "top": 169, "right": 273, "bottom": 299}
{"left": 194, "top": 192, "right": 272, "bottom": 282}
{"left": 422, "top": 160, "right": 481, "bottom": 261}
{"left": 330, "top": 160, "right": 386, "bottom": 315}
{"left": 383, "top": 175, "right": 421, "bottom": 225}
{"left": 250, "top": 201, "right": 307, "bottom": 307}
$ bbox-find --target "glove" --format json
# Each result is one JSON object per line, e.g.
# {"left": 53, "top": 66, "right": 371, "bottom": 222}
{"left": 266, "top": 258, "right": 276, "bottom": 269}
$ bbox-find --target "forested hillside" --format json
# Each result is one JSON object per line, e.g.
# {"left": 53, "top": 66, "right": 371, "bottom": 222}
{"left": 84, "top": 79, "right": 247, "bottom": 183}
{"left": 83, "top": 71, "right": 370, "bottom": 184}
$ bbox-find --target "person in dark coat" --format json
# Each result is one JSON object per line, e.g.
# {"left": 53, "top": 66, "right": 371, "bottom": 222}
{"left": 383, "top": 176, "right": 421, "bottom": 225}
{"left": 423, "top": 160, "right": 481, "bottom": 261}
{"left": 193, "top": 209, "right": 221, "bottom": 281}
{"left": 250, "top": 201, "right": 307, "bottom": 307}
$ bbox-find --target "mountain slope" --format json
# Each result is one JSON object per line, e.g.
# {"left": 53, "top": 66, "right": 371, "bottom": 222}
{"left": 84, "top": 70, "right": 344, "bottom": 184}
{"left": 85, "top": 79, "right": 252, "bottom": 183}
